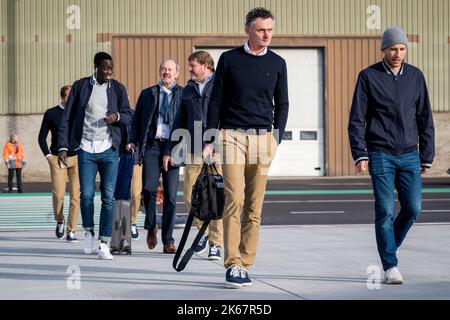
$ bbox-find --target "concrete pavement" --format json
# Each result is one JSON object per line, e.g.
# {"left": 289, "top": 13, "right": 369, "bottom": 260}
{"left": 0, "top": 223, "right": 449, "bottom": 300}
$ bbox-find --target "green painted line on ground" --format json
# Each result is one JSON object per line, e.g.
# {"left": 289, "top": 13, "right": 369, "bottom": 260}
{"left": 1, "top": 188, "right": 450, "bottom": 197}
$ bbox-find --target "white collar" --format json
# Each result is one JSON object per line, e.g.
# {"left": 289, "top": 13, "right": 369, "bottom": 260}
{"left": 244, "top": 41, "right": 268, "bottom": 56}
{"left": 91, "top": 74, "right": 109, "bottom": 87}
{"left": 59, "top": 103, "right": 65, "bottom": 110}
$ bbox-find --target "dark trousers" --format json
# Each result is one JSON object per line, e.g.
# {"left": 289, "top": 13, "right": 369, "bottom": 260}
{"left": 8, "top": 168, "right": 22, "bottom": 192}
{"left": 142, "top": 140, "right": 179, "bottom": 245}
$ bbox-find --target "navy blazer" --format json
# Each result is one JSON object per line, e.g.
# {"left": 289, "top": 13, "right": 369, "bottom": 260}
{"left": 58, "top": 76, "right": 133, "bottom": 152}
{"left": 128, "top": 83, "right": 183, "bottom": 164}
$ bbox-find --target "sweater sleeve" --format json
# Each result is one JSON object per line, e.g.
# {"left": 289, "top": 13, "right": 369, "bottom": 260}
{"left": 273, "top": 58, "right": 289, "bottom": 144}
{"left": 348, "top": 72, "right": 370, "bottom": 162}
{"left": 207, "top": 54, "right": 226, "bottom": 131}
{"left": 38, "top": 111, "right": 51, "bottom": 156}
{"left": 416, "top": 73, "right": 435, "bottom": 165}
{"left": 58, "top": 80, "right": 79, "bottom": 151}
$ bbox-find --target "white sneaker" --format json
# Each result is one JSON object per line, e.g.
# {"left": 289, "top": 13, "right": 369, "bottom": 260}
{"left": 83, "top": 231, "right": 95, "bottom": 255}
{"left": 383, "top": 267, "right": 404, "bottom": 284}
{"left": 98, "top": 243, "right": 113, "bottom": 260}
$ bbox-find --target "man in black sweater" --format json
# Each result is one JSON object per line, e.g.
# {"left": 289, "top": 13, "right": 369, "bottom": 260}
{"left": 38, "top": 85, "right": 80, "bottom": 242}
{"left": 203, "top": 7, "right": 289, "bottom": 289}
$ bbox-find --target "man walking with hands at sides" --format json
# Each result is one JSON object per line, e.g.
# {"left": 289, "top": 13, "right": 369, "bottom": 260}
{"left": 58, "top": 52, "right": 132, "bottom": 260}
{"left": 163, "top": 51, "right": 224, "bottom": 261}
{"left": 203, "top": 8, "right": 289, "bottom": 288}
{"left": 38, "top": 85, "right": 80, "bottom": 242}
{"left": 348, "top": 27, "right": 435, "bottom": 284}
{"left": 128, "top": 59, "right": 183, "bottom": 254}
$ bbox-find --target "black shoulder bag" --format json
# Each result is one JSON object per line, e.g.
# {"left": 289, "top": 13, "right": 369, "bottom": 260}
{"left": 173, "top": 163, "right": 224, "bottom": 272}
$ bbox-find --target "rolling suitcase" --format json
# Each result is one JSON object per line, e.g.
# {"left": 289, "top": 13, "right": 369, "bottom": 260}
{"left": 110, "top": 151, "right": 134, "bottom": 255}
{"left": 110, "top": 199, "right": 132, "bottom": 255}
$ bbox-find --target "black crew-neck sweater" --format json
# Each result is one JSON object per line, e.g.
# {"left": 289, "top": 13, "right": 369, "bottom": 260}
{"left": 38, "top": 106, "right": 77, "bottom": 157}
{"left": 207, "top": 46, "right": 289, "bottom": 142}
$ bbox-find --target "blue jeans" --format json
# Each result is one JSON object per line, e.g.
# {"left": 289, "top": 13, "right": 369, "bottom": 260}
{"left": 142, "top": 140, "right": 179, "bottom": 245}
{"left": 369, "top": 150, "right": 422, "bottom": 271}
{"left": 78, "top": 148, "right": 119, "bottom": 241}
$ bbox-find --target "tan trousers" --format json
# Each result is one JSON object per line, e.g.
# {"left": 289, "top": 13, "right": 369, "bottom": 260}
{"left": 220, "top": 130, "right": 277, "bottom": 269}
{"left": 183, "top": 154, "right": 223, "bottom": 247}
{"left": 130, "top": 164, "right": 143, "bottom": 225}
{"left": 47, "top": 155, "right": 80, "bottom": 232}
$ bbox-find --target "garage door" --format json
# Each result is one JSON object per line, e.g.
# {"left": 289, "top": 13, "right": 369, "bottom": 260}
{"left": 196, "top": 47, "right": 325, "bottom": 176}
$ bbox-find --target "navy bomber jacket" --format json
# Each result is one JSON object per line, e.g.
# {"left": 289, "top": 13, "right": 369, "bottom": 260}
{"left": 164, "top": 76, "right": 215, "bottom": 157}
{"left": 58, "top": 76, "right": 133, "bottom": 152}
{"left": 348, "top": 61, "right": 435, "bottom": 167}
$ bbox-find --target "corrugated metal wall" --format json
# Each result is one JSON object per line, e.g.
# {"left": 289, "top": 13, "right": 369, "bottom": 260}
{"left": 113, "top": 35, "right": 382, "bottom": 176}
{"left": 0, "top": 0, "right": 7, "bottom": 115}
{"left": 2, "top": 0, "right": 450, "bottom": 114}
{"left": 325, "top": 37, "right": 382, "bottom": 176}
{"left": 113, "top": 36, "right": 193, "bottom": 106}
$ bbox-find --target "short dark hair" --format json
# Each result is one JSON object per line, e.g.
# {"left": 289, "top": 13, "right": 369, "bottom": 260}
{"left": 60, "top": 85, "right": 71, "bottom": 99}
{"left": 245, "top": 7, "right": 274, "bottom": 27}
{"left": 188, "top": 51, "right": 215, "bottom": 72}
{"left": 94, "top": 52, "right": 112, "bottom": 66}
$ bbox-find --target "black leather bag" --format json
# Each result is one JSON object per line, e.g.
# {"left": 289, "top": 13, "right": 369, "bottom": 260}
{"left": 191, "top": 163, "right": 224, "bottom": 221}
{"left": 173, "top": 163, "right": 224, "bottom": 272}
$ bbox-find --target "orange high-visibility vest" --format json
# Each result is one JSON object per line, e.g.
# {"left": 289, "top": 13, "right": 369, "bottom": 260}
{"left": 3, "top": 141, "right": 25, "bottom": 169}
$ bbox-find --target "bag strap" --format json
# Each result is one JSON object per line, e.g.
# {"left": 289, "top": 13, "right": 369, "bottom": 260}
{"left": 209, "top": 163, "right": 220, "bottom": 175}
{"left": 173, "top": 206, "right": 210, "bottom": 272}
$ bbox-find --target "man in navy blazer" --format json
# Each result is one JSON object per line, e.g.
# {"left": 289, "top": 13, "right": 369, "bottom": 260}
{"left": 128, "top": 59, "right": 183, "bottom": 254}
{"left": 58, "top": 52, "right": 132, "bottom": 260}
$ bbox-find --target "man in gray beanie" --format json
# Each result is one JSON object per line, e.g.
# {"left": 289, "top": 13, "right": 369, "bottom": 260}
{"left": 348, "top": 26, "right": 435, "bottom": 284}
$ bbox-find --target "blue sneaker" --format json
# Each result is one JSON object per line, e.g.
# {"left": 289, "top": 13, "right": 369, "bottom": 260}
{"left": 225, "top": 265, "right": 243, "bottom": 289}
{"left": 208, "top": 242, "right": 221, "bottom": 261}
{"left": 55, "top": 222, "right": 65, "bottom": 239}
{"left": 66, "top": 231, "right": 78, "bottom": 243}
{"left": 240, "top": 268, "right": 253, "bottom": 287}
{"left": 194, "top": 234, "right": 208, "bottom": 254}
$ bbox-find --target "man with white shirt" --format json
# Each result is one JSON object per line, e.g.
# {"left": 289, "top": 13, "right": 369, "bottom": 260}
{"left": 128, "top": 59, "right": 183, "bottom": 254}
{"left": 58, "top": 52, "right": 132, "bottom": 260}
{"left": 203, "top": 7, "right": 289, "bottom": 288}
{"left": 38, "top": 85, "right": 80, "bottom": 242}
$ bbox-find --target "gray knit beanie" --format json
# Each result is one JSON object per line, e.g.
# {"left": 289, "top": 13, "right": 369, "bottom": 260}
{"left": 381, "top": 26, "right": 409, "bottom": 50}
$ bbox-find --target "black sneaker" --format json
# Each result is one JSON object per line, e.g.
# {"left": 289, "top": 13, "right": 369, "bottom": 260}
{"left": 225, "top": 265, "right": 244, "bottom": 289}
{"left": 66, "top": 231, "right": 78, "bottom": 243}
{"left": 194, "top": 234, "right": 208, "bottom": 254}
{"left": 240, "top": 268, "right": 253, "bottom": 287}
{"left": 55, "top": 222, "right": 65, "bottom": 239}
{"left": 131, "top": 224, "right": 140, "bottom": 240}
